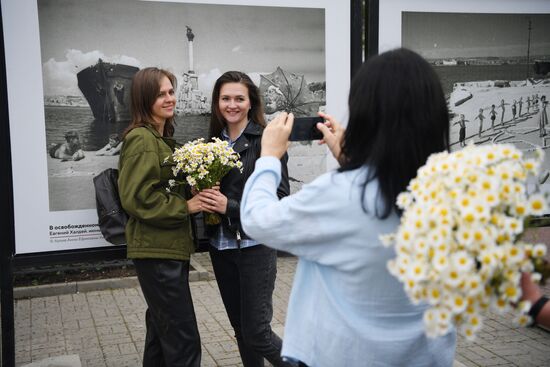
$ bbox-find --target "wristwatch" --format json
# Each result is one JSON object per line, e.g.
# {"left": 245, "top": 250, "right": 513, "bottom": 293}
{"left": 528, "top": 295, "right": 549, "bottom": 326}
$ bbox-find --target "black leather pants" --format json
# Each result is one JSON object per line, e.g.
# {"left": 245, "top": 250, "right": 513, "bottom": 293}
{"left": 133, "top": 259, "right": 201, "bottom": 367}
{"left": 209, "top": 245, "right": 292, "bottom": 367}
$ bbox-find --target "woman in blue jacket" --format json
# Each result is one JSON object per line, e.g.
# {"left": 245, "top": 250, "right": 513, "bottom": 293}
{"left": 240, "top": 49, "right": 456, "bottom": 366}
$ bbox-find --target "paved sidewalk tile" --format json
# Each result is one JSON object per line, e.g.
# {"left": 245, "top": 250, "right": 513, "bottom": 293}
{"left": 14, "top": 253, "right": 550, "bottom": 366}
{"left": 19, "top": 354, "right": 82, "bottom": 367}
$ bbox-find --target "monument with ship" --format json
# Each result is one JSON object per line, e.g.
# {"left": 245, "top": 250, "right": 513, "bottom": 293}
{"left": 76, "top": 25, "right": 209, "bottom": 123}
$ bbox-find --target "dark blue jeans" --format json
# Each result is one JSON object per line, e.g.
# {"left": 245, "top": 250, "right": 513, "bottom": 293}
{"left": 134, "top": 259, "right": 201, "bottom": 367}
{"left": 209, "top": 245, "right": 291, "bottom": 367}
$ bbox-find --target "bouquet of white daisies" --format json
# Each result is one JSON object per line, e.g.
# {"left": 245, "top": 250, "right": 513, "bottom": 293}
{"left": 168, "top": 137, "right": 242, "bottom": 224}
{"left": 381, "top": 144, "right": 548, "bottom": 340}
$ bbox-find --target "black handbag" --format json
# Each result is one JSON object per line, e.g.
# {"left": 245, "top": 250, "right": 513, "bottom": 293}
{"left": 93, "top": 168, "right": 208, "bottom": 249}
{"left": 93, "top": 168, "right": 128, "bottom": 245}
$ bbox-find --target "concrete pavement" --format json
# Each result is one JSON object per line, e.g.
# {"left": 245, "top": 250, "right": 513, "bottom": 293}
{"left": 13, "top": 252, "right": 550, "bottom": 367}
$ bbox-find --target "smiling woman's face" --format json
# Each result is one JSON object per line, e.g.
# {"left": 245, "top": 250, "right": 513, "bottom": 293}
{"left": 151, "top": 76, "right": 176, "bottom": 124}
{"left": 218, "top": 82, "right": 251, "bottom": 130}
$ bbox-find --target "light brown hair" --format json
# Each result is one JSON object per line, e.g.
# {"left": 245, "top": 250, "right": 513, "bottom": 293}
{"left": 123, "top": 67, "right": 177, "bottom": 138}
{"left": 209, "top": 71, "right": 265, "bottom": 138}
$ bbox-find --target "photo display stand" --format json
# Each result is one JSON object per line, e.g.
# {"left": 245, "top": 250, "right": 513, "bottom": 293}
{"left": 1, "top": 3, "right": 16, "bottom": 365}
{"left": 367, "top": 0, "right": 550, "bottom": 222}
{"left": 0, "top": 1, "right": 364, "bottom": 365}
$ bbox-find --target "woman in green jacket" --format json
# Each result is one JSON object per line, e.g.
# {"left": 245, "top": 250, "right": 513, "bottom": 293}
{"left": 118, "top": 67, "right": 202, "bottom": 367}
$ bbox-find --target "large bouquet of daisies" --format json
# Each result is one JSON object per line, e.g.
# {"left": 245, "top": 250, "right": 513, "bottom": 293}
{"left": 381, "top": 144, "right": 548, "bottom": 340}
{"left": 168, "top": 137, "right": 242, "bottom": 224}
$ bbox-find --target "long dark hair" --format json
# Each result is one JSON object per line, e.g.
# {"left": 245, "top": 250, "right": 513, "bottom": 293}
{"left": 209, "top": 71, "right": 265, "bottom": 138}
{"left": 339, "top": 48, "right": 449, "bottom": 218}
{"left": 123, "top": 67, "right": 177, "bottom": 138}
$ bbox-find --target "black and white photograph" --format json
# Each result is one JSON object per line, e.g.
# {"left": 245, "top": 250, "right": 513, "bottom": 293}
{"left": 3, "top": 0, "right": 348, "bottom": 254}
{"left": 375, "top": 0, "right": 550, "bottom": 180}
{"left": 402, "top": 12, "right": 550, "bottom": 163}
{"left": 40, "top": 0, "right": 326, "bottom": 211}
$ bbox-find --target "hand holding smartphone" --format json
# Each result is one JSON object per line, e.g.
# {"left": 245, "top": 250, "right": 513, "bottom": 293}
{"left": 289, "top": 116, "right": 324, "bottom": 141}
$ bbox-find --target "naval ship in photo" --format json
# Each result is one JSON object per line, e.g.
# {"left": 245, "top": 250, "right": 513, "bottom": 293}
{"left": 77, "top": 59, "right": 139, "bottom": 123}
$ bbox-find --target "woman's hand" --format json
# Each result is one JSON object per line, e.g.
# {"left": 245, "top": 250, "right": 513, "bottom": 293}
{"left": 186, "top": 195, "right": 204, "bottom": 214}
{"left": 316, "top": 112, "right": 345, "bottom": 163}
{"left": 261, "top": 112, "right": 293, "bottom": 159}
{"left": 520, "top": 272, "right": 543, "bottom": 304}
{"left": 191, "top": 183, "right": 219, "bottom": 196}
{"left": 198, "top": 188, "right": 228, "bottom": 214}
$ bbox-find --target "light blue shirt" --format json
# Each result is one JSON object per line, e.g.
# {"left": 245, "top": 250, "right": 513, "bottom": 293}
{"left": 209, "top": 125, "right": 258, "bottom": 250}
{"left": 241, "top": 156, "right": 456, "bottom": 367}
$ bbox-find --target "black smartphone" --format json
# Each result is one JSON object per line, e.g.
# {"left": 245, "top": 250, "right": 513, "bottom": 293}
{"left": 289, "top": 116, "right": 324, "bottom": 141}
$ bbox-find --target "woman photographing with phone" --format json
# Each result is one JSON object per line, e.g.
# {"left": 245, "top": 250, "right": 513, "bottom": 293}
{"left": 197, "top": 71, "right": 291, "bottom": 367}
{"left": 240, "top": 49, "right": 457, "bottom": 366}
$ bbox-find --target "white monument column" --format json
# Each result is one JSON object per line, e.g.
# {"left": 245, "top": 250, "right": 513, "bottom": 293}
{"left": 188, "top": 42, "right": 194, "bottom": 73}
{"left": 186, "top": 26, "right": 195, "bottom": 74}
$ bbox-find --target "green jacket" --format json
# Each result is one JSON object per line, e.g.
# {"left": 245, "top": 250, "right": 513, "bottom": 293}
{"left": 118, "top": 125, "right": 195, "bottom": 260}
